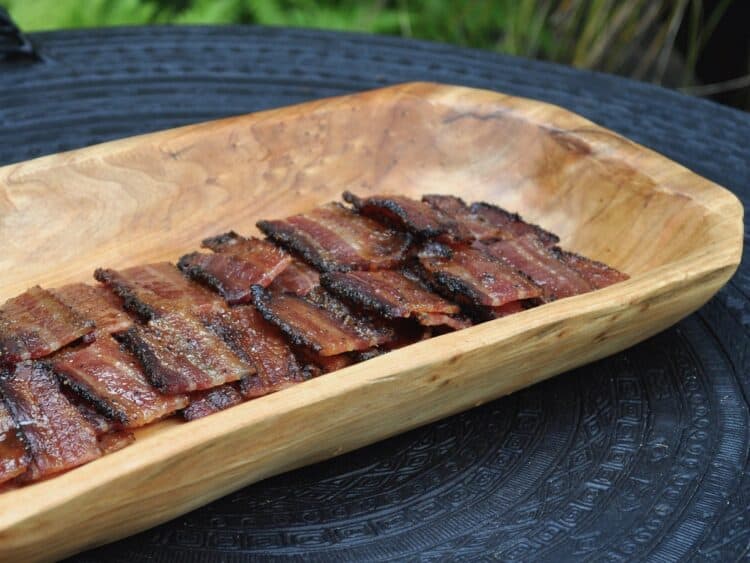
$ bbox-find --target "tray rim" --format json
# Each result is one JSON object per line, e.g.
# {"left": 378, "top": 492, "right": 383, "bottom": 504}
{"left": 0, "top": 81, "right": 743, "bottom": 562}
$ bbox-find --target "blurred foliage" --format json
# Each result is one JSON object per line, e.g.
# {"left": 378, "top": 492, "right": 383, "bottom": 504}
{"left": 2, "top": 0, "right": 738, "bottom": 89}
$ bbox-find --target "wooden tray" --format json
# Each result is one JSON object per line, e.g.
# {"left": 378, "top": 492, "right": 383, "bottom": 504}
{"left": 0, "top": 82, "right": 742, "bottom": 562}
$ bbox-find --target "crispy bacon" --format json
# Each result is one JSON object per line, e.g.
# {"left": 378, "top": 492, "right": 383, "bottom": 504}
{"left": 53, "top": 283, "right": 133, "bottom": 336}
{"left": 0, "top": 287, "right": 94, "bottom": 365}
{"left": 555, "top": 249, "right": 629, "bottom": 289}
{"left": 483, "top": 236, "right": 592, "bottom": 301}
{"left": 343, "top": 191, "right": 458, "bottom": 240}
{"left": 51, "top": 337, "right": 189, "bottom": 427}
{"left": 320, "top": 270, "right": 469, "bottom": 329}
{"left": 257, "top": 202, "right": 410, "bottom": 272}
{"left": 0, "top": 397, "right": 30, "bottom": 485}
{"left": 179, "top": 236, "right": 291, "bottom": 304}
{"left": 120, "top": 311, "right": 252, "bottom": 394}
{"left": 269, "top": 259, "right": 321, "bottom": 297}
{"left": 94, "top": 262, "right": 224, "bottom": 320}
{"left": 417, "top": 243, "right": 542, "bottom": 311}
{"left": 293, "top": 346, "right": 355, "bottom": 373}
{"left": 61, "top": 387, "right": 117, "bottom": 435}
{"left": 423, "top": 195, "right": 559, "bottom": 245}
{"left": 206, "top": 306, "right": 311, "bottom": 398}
{"left": 182, "top": 382, "right": 243, "bottom": 421}
{"left": 252, "top": 286, "right": 393, "bottom": 356}
{"left": 1, "top": 362, "right": 100, "bottom": 482}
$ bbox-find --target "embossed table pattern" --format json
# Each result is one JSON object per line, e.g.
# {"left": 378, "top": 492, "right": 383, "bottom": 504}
{"left": 1, "top": 25, "right": 749, "bottom": 562}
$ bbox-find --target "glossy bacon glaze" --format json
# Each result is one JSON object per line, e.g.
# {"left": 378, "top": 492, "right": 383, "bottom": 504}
{"left": 53, "top": 284, "right": 133, "bottom": 336}
{"left": 258, "top": 202, "right": 411, "bottom": 272}
{"left": 0, "top": 287, "right": 94, "bottom": 365}
{"left": 0, "top": 362, "right": 100, "bottom": 482}
{"left": 321, "top": 270, "right": 468, "bottom": 329}
{"left": 51, "top": 337, "right": 189, "bottom": 427}
{"left": 0, "top": 398, "right": 30, "bottom": 484}
{"left": 179, "top": 235, "right": 291, "bottom": 304}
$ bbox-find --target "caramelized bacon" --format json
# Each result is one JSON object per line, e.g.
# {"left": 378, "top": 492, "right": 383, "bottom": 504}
{"left": 207, "top": 306, "right": 310, "bottom": 398}
{"left": 555, "top": 249, "right": 629, "bottom": 289}
{"left": 53, "top": 283, "right": 133, "bottom": 335}
{"left": 97, "top": 430, "right": 135, "bottom": 454}
{"left": 61, "top": 388, "right": 117, "bottom": 436}
{"left": 321, "top": 270, "right": 469, "bottom": 329}
{"left": 182, "top": 382, "right": 243, "bottom": 421}
{"left": 252, "top": 286, "right": 393, "bottom": 356}
{"left": 120, "top": 311, "right": 252, "bottom": 394}
{"left": 257, "top": 202, "right": 410, "bottom": 272}
{"left": 417, "top": 243, "right": 542, "bottom": 310}
{"left": 179, "top": 236, "right": 291, "bottom": 304}
{"left": 423, "top": 195, "right": 559, "bottom": 245}
{"left": 343, "top": 191, "right": 458, "bottom": 239}
{"left": 1, "top": 362, "right": 100, "bottom": 482}
{"left": 94, "top": 262, "right": 224, "bottom": 320}
{"left": 0, "top": 397, "right": 30, "bottom": 484}
{"left": 0, "top": 287, "right": 94, "bottom": 365}
{"left": 51, "top": 337, "right": 189, "bottom": 427}
{"left": 483, "top": 236, "right": 592, "bottom": 301}
{"left": 269, "top": 259, "right": 320, "bottom": 297}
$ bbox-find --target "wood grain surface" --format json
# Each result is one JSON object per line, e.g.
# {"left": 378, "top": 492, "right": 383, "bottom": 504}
{"left": 0, "top": 82, "right": 742, "bottom": 562}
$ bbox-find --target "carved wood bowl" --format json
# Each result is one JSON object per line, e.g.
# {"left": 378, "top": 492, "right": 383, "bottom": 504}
{"left": 0, "top": 82, "right": 742, "bottom": 562}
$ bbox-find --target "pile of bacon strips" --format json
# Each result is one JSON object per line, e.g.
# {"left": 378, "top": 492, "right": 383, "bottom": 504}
{"left": 0, "top": 192, "right": 627, "bottom": 488}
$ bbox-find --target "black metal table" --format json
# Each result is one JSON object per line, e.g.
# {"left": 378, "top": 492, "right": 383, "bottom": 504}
{"left": 2, "top": 24, "right": 749, "bottom": 562}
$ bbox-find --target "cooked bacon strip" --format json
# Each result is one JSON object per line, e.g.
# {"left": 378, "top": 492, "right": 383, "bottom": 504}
{"left": 0, "top": 397, "right": 30, "bottom": 485}
{"left": 294, "top": 346, "right": 355, "bottom": 373}
{"left": 252, "top": 286, "right": 392, "bottom": 356}
{"left": 0, "top": 287, "right": 94, "bottom": 365}
{"left": 1, "top": 362, "right": 100, "bottom": 482}
{"left": 120, "top": 311, "right": 252, "bottom": 394}
{"left": 97, "top": 430, "right": 135, "bottom": 454}
{"left": 415, "top": 312, "right": 473, "bottom": 330}
{"left": 269, "top": 259, "right": 321, "bottom": 297}
{"left": 321, "top": 270, "right": 469, "bottom": 330}
{"left": 51, "top": 337, "right": 189, "bottom": 427}
{"left": 483, "top": 236, "right": 592, "bottom": 301}
{"left": 61, "top": 387, "right": 117, "bottom": 436}
{"left": 207, "top": 306, "right": 310, "bottom": 398}
{"left": 94, "top": 262, "right": 224, "bottom": 320}
{"left": 53, "top": 283, "right": 133, "bottom": 335}
{"left": 417, "top": 243, "right": 542, "bottom": 310}
{"left": 257, "top": 202, "right": 410, "bottom": 272}
{"left": 343, "top": 191, "right": 458, "bottom": 239}
{"left": 179, "top": 236, "right": 291, "bottom": 304}
{"left": 555, "top": 249, "right": 629, "bottom": 289}
{"left": 423, "top": 195, "right": 559, "bottom": 245}
{"left": 182, "top": 382, "right": 243, "bottom": 421}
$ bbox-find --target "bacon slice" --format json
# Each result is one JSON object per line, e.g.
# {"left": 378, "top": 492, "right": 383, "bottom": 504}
{"left": 0, "top": 398, "right": 30, "bottom": 485}
{"left": 252, "top": 286, "right": 392, "bottom": 356}
{"left": 0, "top": 287, "right": 95, "bottom": 365}
{"left": 97, "top": 431, "right": 135, "bottom": 454}
{"left": 554, "top": 249, "right": 629, "bottom": 289}
{"left": 120, "top": 310, "right": 252, "bottom": 394}
{"left": 53, "top": 283, "right": 133, "bottom": 336}
{"left": 58, "top": 388, "right": 134, "bottom": 454}
{"left": 343, "top": 191, "right": 458, "bottom": 240}
{"left": 483, "top": 236, "right": 592, "bottom": 301}
{"left": 51, "top": 337, "right": 189, "bottom": 427}
{"left": 207, "top": 306, "right": 311, "bottom": 398}
{"left": 94, "top": 262, "right": 224, "bottom": 320}
{"left": 179, "top": 235, "right": 291, "bottom": 304}
{"left": 423, "top": 195, "right": 559, "bottom": 245}
{"left": 182, "top": 382, "right": 243, "bottom": 421}
{"left": 417, "top": 243, "right": 542, "bottom": 311}
{"left": 320, "top": 270, "right": 469, "bottom": 330}
{"left": 269, "top": 259, "right": 321, "bottom": 297}
{"left": 293, "top": 346, "right": 355, "bottom": 373}
{"left": 1, "top": 362, "right": 100, "bottom": 482}
{"left": 257, "top": 202, "right": 410, "bottom": 272}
